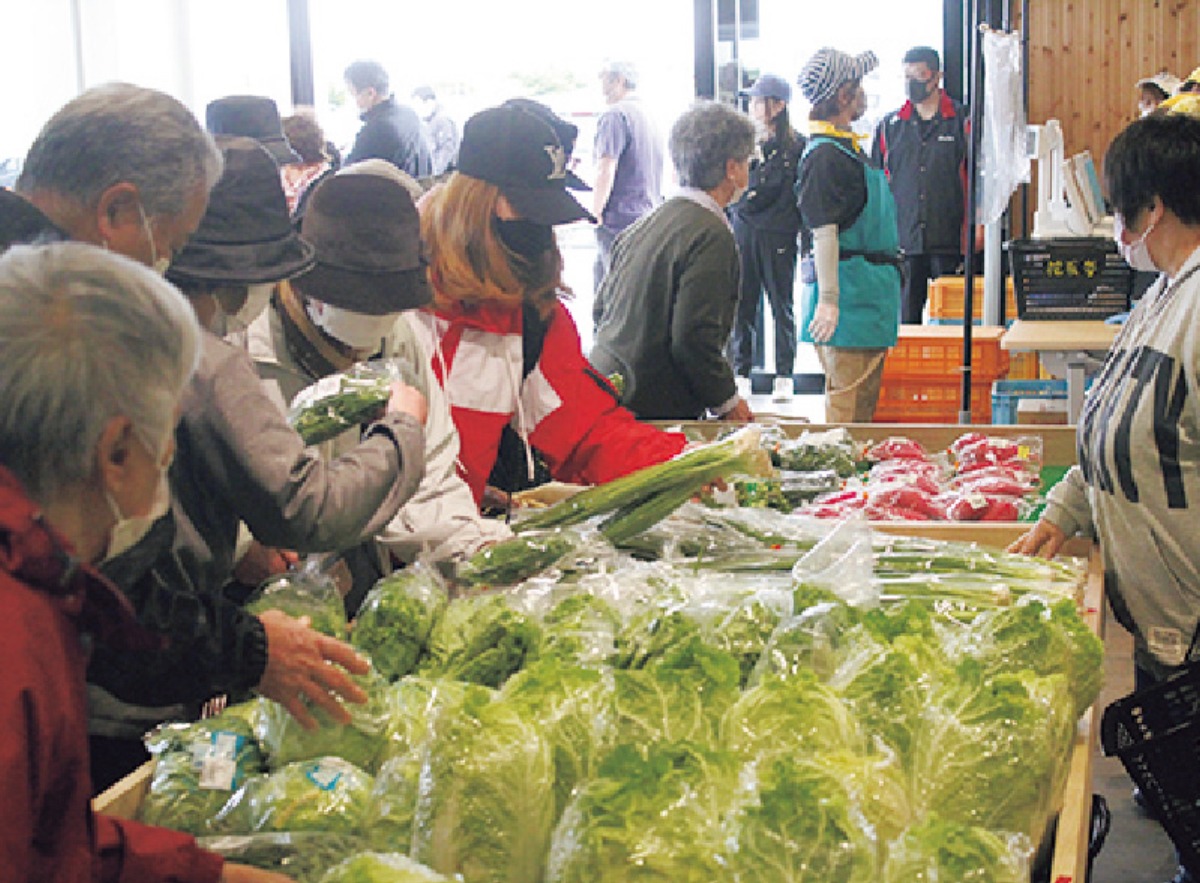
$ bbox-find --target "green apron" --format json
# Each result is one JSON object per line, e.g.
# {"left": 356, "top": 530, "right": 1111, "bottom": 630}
{"left": 798, "top": 137, "right": 901, "bottom": 348}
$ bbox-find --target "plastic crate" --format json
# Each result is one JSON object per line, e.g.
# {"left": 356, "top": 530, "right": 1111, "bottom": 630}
{"left": 928, "top": 275, "right": 1017, "bottom": 322}
{"left": 1006, "top": 237, "right": 1134, "bottom": 320}
{"left": 1101, "top": 664, "right": 1200, "bottom": 875}
{"left": 991, "top": 379, "right": 1066, "bottom": 424}
{"left": 883, "top": 326, "right": 1009, "bottom": 381}
{"left": 1007, "top": 351, "right": 1041, "bottom": 381}
{"left": 875, "top": 377, "right": 993, "bottom": 424}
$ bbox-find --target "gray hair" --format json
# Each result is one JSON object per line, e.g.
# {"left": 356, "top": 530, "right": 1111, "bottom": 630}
{"left": 669, "top": 100, "right": 756, "bottom": 190}
{"left": 600, "top": 60, "right": 638, "bottom": 90}
{"left": 0, "top": 242, "right": 200, "bottom": 503}
{"left": 16, "top": 83, "right": 223, "bottom": 221}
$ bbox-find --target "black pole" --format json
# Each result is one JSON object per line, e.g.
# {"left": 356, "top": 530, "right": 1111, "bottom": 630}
{"left": 1019, "top": 0, "right": 1030, "bottom": 238}
{"left": 961, "top": 0, "right": 986, "bottom": 423}
{"left": 287, "top": 0, "right": 315, "bottom": 107}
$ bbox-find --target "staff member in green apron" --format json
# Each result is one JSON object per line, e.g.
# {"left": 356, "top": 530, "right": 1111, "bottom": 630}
{"left": 795, "top": 47, "right": 902, "bottom": 423}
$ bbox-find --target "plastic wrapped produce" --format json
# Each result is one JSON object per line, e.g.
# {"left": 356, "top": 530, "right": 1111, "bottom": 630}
{"left": 352, "top": 566, "right": 448, "bottom": 681}
{"left": 245, "top": 559, "right": 347, "bottom": 638}
{"left": 289, "top": 358, "right": 421, "bottom": 446}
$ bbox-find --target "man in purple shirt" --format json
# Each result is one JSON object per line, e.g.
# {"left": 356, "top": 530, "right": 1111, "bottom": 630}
{"left": 592, "top": 60, "right": 664, "bottom": 288}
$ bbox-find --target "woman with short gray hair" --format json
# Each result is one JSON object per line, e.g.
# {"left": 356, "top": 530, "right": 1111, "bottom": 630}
{"left": 0, "top": 242, "right": 287, "bottom": 882}
{"left": 592, "top": 100, "right": 756, "bottom": 422}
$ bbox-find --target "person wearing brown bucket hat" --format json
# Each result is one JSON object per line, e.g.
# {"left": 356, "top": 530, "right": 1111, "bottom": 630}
{"left": 417, "top": 104, "right": 687, "bottom": 508}
{"left": 168, "top": 135, "right": 315, "bottom": 335}
{"left": 206, "top": 95, "right": 300, "bottom": 166}
{"left": 795, "top": 45, "right": 902, "bottom": 423}
{"left": 242, "top": 163, "right": 511, "bottom": 593}
{"left": 85, "top": 133, "right": 430, "bottom": 788}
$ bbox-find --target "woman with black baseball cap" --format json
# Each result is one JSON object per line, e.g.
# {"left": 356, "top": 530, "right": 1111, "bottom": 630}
{"left": 417, "top": 104, "right": 687, "bottom": 505}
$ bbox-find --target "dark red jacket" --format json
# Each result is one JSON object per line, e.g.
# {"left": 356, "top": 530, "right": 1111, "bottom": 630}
{"left": 0, "top": 466, "right": 224, "bottom": 882}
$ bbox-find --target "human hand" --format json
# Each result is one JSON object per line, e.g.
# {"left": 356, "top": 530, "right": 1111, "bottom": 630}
{"left": 386, "top": 381, "right": 428, "bottom": 426}
{"left": 722, "top": 398, "right": 754, "bottom": 423}
{"left": 220, "top": 863, "right": 296, "bottom": 882}
{"left": 255, "top": 610, "right": 370, "bottom": 730}
{"left": 1007, "top": 520, "right": 1067, "bottom": 558}
{"left": 809, "top": 303, "right": 839, "bottom": 343}
{"left": 233, "top": 541, "right": 298, "bottom": 586}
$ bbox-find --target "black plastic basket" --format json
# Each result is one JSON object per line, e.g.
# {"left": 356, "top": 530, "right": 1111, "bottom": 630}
{"left": 1006, "top": 237, "right": 1134, "bottom": 321}
{"left": 1101, "top": 662, "right": 1200, "bottom": 875}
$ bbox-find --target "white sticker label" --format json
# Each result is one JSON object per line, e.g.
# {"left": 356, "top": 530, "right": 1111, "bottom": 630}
{"left": 196, "top": 731, "right": 243, "bottom": 791}
{"left": 1149, "top": 626, "right": 1187, "bottom": 667}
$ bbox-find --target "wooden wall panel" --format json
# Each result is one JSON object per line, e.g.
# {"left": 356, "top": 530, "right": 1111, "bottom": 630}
{"left": 1024, "top": 0, "right": 1200, "bottom": 166}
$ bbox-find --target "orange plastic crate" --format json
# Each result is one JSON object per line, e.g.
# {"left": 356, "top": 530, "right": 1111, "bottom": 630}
{"left": 1007, "top": 351, "right": 1041, "bottom": 381}
{"left": 928, "top": 276, "right": 1017, "bottom": 321}
{"left": 883, "top": 325, "right": 1009, "bottom": 380}
{"left": 874, "top": 377, "right": 993, "bottom": 424}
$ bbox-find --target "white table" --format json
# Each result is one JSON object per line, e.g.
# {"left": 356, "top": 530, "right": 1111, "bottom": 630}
{"left": 1001, "top": 320, "right": 1119, "bottom": 422}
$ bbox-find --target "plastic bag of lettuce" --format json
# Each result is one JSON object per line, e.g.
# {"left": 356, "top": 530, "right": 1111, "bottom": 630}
{"left": 246, "top": 558, "right": 347, "bottom": 638}
{"left": 139, "top": 705, "right": 265, "bottom": 835}
{"left": 319, "top": 852, "right": 452, "bottom": 883}
{"left": 256, "top": 668, "right": 392, "bottom": 773}
{"left": 351, "top": 565, "right": 448, "bottom": 681}
{"left": 212, "top": 756, "right": 374, "bottom": 835}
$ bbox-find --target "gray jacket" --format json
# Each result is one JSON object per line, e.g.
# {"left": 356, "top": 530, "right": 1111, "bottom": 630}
{"left": 1044, "top": 248, "right": 1200, "bottom": 677}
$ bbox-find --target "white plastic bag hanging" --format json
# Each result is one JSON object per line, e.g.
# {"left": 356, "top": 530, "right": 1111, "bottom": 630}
{"left": 978, "top": 28, "right": 1030, "bottom": 225}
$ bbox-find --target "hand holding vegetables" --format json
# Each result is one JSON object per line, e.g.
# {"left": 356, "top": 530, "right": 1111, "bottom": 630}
{"left": 386, "top": 379, "right": 427, "bottom": 426}
{"left": 255, "top": 610, "right": 371, "bottom": 730}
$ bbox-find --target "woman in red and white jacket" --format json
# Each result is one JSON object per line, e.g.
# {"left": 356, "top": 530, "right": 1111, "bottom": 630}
{"left": 415, "top": 104, "right": 686, "bottom": 505}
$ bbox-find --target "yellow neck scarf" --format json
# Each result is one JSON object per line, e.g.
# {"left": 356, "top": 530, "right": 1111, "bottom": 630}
{"left": 807, "top": 119, "right": 869, "bottom": 151}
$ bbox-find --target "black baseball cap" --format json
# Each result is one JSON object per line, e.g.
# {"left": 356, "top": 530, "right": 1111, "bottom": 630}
{"left": 502, "top": 98, "right": 591, "bottom": 192}
{"left": 456, "top": 105, "right": 595, "bottom": 226}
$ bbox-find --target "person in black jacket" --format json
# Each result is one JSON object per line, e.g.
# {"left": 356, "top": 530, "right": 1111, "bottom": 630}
{"left": 871, "top": 46, "right": 968, "bottom": 324}
{"left": 344, "top": 59, "right": 432, "bottom": 178}
{"left": 728, "top": 74, "right": 805, "bottom": 398}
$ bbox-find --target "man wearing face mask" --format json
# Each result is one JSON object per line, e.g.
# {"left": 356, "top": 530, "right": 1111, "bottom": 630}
{"left": 872, "top": 46, "right": 968, "bottom": 325}
{"left": 4, "top": 89, "right": 430, "bottom": 792}
{"left": 591, "top": 100, "right": 756, "bottom": 422}
{"left": 245, "top": 162, "right": 512, "bottom": 608}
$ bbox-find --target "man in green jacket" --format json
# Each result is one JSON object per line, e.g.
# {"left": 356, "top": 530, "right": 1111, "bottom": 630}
{"left": 591, "top": 101, "right": 756, "bottom": 422}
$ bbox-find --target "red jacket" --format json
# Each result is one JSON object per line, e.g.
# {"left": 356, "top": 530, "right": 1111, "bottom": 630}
{"left": 422, "top": 299, "right": 687, "bottom": 503}
{"left": 0, "top": 466, "right": 224, "bottom": 883}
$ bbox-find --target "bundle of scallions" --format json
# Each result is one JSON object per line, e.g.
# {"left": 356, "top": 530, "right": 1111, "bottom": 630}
{"left": 514, "top": 427, "right": 773, "bottom": 545}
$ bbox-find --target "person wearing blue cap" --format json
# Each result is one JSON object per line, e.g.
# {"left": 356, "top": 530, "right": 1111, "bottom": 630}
{"left": 728, "top": 73, "right": 806, "bottom": 400}
{"left": 795, "top": 46, "right": 902, "bottom": 423}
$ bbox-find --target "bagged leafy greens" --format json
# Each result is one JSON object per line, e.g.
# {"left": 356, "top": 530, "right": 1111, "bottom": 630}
{"left": 139, "top": 712, "right": 265, "bottom": 835}
{"left": 319, "top": 852, "right": 453, "bottom": 882}
{"left": 882, "top": 814, "right": 1032, "bottom": 883}
{"left": 723, "top": 754, "right": 879, "bottom": 883}
{"left": 538, "top": 592, "right": 621, "bottom": 667}
{"left": 352, "top": 566, "right": 448, "bottom": 681}
{"left": 289, "top": 359, "right": 419, "bottom": 446}
{"left": 722, "top": 670, "right": 862, "bottom": 761}
{"left": 419, "top": 591, "right": 541, "bottom": 688}
{"left": 545, "top": 742, "right": 738, "bottom": 883}
{"left": 456, "top": 529, "right": 583, "bottom": 588}
{"left": 214, "top": 756, "right": 374, "bottom": 835}
{"left": 411, "top": 688, "right": 556, "bottom": 883}
{"left": 199, "top": 832, "right": 366, "bottom": 883}
{"left": 256, "top": 668, "right": 392, "bottom": 773}
{"left": 245, "top": 559, "right": 347, "bottom": 638}
{"left": 501, "top": 657, "right": 617, "bottom": 821}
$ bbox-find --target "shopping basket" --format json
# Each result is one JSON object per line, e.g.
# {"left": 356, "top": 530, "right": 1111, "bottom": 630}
{"left": 1101, "top": 641, "right": 1200, "bottom": 875}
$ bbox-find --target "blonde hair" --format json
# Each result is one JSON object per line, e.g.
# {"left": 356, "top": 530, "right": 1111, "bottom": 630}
{"left": 421, "top": 173, "right": 565, "bottom": 317}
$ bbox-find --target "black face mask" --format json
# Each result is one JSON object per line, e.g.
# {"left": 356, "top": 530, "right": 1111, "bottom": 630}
{"left": 494, "top": 219, "right": 555, "bottom": 261}
{"left": 907, "top": 78, "right": 933, "bottom": 104}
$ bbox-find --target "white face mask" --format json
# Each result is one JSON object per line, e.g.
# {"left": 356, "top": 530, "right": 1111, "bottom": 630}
{"left": 103, "top": 435, "right": 173, "bottom": 561}
{"left": 224, "top": 283, "right": 276, "bottom": 334}
{"left": 137, "top": 203, "right": 171, "bottom": 275}
{"left": 1114, "top": 212, "right": 1159, "bottom": 273}
{"left": 311, "top": 303, "right": 396, "bottom": 352}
